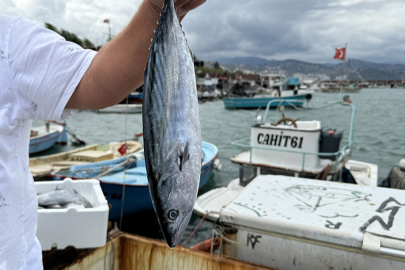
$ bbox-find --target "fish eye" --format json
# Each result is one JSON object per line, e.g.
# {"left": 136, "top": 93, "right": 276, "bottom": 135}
{"left": 168, "top": 209, "right": 179, "bottom": 220}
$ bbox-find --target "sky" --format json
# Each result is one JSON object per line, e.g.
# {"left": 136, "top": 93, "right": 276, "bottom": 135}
{"left": 3, "top": 0, "right": 405, "bottom": 64}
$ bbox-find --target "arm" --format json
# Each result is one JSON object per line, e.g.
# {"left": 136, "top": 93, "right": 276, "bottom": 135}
{"left": 66, "top": 0, "right": 205, "bottom": 110}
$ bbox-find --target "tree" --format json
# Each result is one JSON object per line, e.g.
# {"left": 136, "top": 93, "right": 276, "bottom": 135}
{"left": 60, "top": 29, "right": 83, "bottom": 47}
{"left": 213, "top": 61, "right": 221, "bottom": 70}
{"left": 44, "top": 23, "right": 59, "bottom": 34}
{"left": 44, "top": 22, "right": 93, "bottom": 48}
{"left": 83, "top": 38, "right": 95, "bottom": 49}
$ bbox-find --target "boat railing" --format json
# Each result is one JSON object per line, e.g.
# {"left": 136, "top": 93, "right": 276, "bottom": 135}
{"left": 232, "top": 98, "right": 355, "bottom": 171}
{"left": 231, "top": 138, "right": 351, "bottom": 171}
{"left": 262, "top": 98, "right": 355, "bottom": 149}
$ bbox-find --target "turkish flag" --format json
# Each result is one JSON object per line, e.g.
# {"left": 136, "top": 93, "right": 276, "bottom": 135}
{"left": 118, "top": 143, "right": 128, "bottom": 156}
{"left": 333, "top": 48, "right": 346, "bottom": 61}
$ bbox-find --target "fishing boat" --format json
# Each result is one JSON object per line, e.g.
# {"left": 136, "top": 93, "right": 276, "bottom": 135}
{"left": 223, "top": 77, "right": 313, "bottom": 109}
{"left": 49, "top": 232, "right": 271, "bottom": 270}
{"left": 29, "top": 141, "right": 142, "bottom": 179}
{"left": 214, "top": 174, "right": 405, "bottom": 270}
{"left": 98, "top": 141, "right": 220, "bottom": 219}
{"left": 319, "top": 81, "right": 362, "bottom": 93}
{"left": 97, "top": 104, "right": 142, "bottom": 114}
{"left": 194, "top": 97, "right": 379, "bottom": 221}
{"left": 29, "top": 122, "right": 68, "bottom": 154}
{"left": 320, "top": 45, "right": 365, "bottom": 94}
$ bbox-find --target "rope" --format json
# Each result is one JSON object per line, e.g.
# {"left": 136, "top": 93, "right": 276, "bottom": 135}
{"left": 181, "top": 211, "right": 219, "bottom": 246}
{"left": 47, "top": 120, "right": 86, "bottom": 145}
{"left": 119, "top": 96, "right": 130, "bottom": 230}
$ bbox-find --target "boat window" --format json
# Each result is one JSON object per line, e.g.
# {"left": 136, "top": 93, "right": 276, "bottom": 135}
{"left": 239, "top": 164, "right": 257, "bottom": 187}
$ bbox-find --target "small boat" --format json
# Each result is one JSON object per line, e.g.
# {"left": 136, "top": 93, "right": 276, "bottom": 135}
{"left": 194, "top": 97, "right": 379, "bottom": 221}
{"left": 223, "top": 94, "right": 311, "bottom": 109}
{"left": 98, "top": 141, "right": 220, "bottom": 220}
{"left": 29, "top": 123, "right": 68, "bottom": 154}
{"left": 30, "top": 141, "right": 142, "bottom": 179}
{"left": 319, "top": 82, "right": 362, "bottom": 93}
{"left": 97, "top": 104, "right": 142, "bottom": 114}
{"left": 214, "top": 174, "right": 405, "bottom": 270}
{"left": 223, "top": 77, "right": 313, "bottom": 109}
{"left": 128, "top": 91, "right": 143, "bottom": 100}
{"left": 54, "top": 232, "right": 270, "bottom": 270}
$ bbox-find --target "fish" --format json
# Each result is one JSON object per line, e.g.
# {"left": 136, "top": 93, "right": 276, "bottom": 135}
{"left": 37, "top": 189, "right": 93, "bottom": 208}
{"left": 142, "top": 0, "right": 202, "bottom": 248}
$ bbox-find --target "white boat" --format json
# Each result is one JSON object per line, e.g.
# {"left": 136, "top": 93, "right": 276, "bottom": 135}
{"left": 29, "top": 123, "right": 67, "bottom": 154}
{"left": 194, "top": 98, "right": 379, "bottom": 222}
{"left": 215, "top": 174, "right": 405, "bottom": 270}
{"left": 97, "top": 104, "right": 142, "bottom": 114}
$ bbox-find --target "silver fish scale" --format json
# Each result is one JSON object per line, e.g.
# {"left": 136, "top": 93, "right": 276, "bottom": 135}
{"left": 142, "top": 0, "right": 202, "bottom": 247}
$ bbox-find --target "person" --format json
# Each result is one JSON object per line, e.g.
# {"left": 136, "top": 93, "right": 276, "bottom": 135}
{"left": 0, "top": 0, "right": 206, "bottom": 269}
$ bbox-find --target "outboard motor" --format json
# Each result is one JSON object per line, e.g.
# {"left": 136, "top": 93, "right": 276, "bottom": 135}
{"left": 319, "top": 128, "right": 343, "bottom": 160}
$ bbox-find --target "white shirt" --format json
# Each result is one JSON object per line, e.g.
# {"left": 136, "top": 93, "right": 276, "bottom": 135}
{"left": 0, "top": 14, "right": 96, "bottom": 269}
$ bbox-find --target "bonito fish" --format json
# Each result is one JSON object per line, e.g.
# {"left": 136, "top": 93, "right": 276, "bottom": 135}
{"left": 37, "top": 189, "right": 92, "bottom": 208}
{"left": 143, "top": 0, "right": 202, "bottom": 248}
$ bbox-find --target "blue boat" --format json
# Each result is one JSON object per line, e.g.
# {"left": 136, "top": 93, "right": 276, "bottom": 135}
{"left": 29, "top": 123, "right": 68, "bottom": 155}
{"left": 223, "top": 77, "right": 313, "bottom": 109}
{"left": 223, "top": 94, "right": 310, "bottom": 109}
{"left": 99, "top": 141, "right": 219, "bottom": 220}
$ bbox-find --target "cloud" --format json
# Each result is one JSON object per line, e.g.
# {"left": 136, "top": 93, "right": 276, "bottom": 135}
{"left": 2, "top": 0, "right": 405, "bottom": 63}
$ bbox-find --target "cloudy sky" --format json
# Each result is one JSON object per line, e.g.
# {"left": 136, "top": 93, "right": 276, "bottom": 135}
{"left": 3, "top": 0, "right": 405, "bottom": 64}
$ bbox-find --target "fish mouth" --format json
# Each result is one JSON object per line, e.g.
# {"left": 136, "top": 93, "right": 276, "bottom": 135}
{"left": 165, "top": 233, "right": 181, "bottom": 248}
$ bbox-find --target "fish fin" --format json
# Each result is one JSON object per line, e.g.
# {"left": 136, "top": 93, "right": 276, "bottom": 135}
{"left": 178, "top": 142, "right": 190, "bottom": 171}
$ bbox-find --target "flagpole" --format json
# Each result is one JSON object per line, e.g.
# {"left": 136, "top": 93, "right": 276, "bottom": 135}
{"left": 339, "top": 43, "right": 347, "bottom": 101}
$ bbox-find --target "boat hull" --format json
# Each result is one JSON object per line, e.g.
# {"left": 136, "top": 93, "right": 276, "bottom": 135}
{"left": 61, "top": 232, "right": 271, "bottom": 270}
{"left": 102, "top": 141, "right": 218, "bottom": 220}
{"left": 29, "top": 125, "right": 66, "bottom": 154}
{"left": 223, "top": 95, "right": 307, "bottom": 109}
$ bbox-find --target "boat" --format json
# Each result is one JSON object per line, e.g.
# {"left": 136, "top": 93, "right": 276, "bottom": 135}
{"left": 97, "top": 104, "right": 142, "bottom": 114}
{"left": 319, "top": 81, "right": 362, "bottom": 93}
{"left": 29, "top": 122, "right": 68, "bottom": 154}
{"left": 194, "top": 97, "right": 379, "bottom": 221}
{"left": 223, "top": 77, "right": 313, "bottom": 109}
{"left": 29, "top": 141, "right": 142, "bottom": 179}
{"left": 215, "top": 174, "right": 405, "bottom": 270}
{"left": 128, "top": 90, "right": 143, "bottom": 101}
{"left": 51, "top": 232, "right": 271, "bottom": 270}
{"left": 98, "top": 141, "right": 220, "bottom": 219}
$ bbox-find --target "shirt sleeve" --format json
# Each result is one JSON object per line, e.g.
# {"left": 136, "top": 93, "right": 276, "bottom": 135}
{"left": 8, "top": 18, "right": 97, "bottom": 121}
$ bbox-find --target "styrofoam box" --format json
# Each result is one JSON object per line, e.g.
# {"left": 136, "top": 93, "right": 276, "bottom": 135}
{"left": 35, "top": 178, "right": 109, "bottom": 251}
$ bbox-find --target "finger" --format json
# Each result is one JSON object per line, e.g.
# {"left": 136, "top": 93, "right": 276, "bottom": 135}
{"left": 174, "top": 0, "right": 190, "bottom": 9}
{"left": 177, "top": 0, "right": 206, "bottom": 17}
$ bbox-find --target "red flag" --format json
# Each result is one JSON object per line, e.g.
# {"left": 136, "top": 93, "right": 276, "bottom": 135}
{"left": 333, "top": 48, "right": 346, "bottom": 61}
{"left": 118, "top": 143, "right": 128, "bottom": 156}
{"left": 104, "top": 19, "right": 110, "bottom": 23}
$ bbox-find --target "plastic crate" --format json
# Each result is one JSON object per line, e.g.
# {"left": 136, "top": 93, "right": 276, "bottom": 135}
{"left": 36, "top": 178, "right": 109, "bottom": 251}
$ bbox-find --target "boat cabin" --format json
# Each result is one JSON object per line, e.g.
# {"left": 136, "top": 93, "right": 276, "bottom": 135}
{"left": 231, "top": 101, "right": 355, "bottom": 185}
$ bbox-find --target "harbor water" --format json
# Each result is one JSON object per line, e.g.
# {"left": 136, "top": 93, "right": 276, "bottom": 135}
{"left": 33, "top": 88, "right": 405, "bottom": 248}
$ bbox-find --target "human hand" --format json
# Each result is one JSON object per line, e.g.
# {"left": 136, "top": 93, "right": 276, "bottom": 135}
{"left": 147, "top": 0, "right": 206, "bottom": 20}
